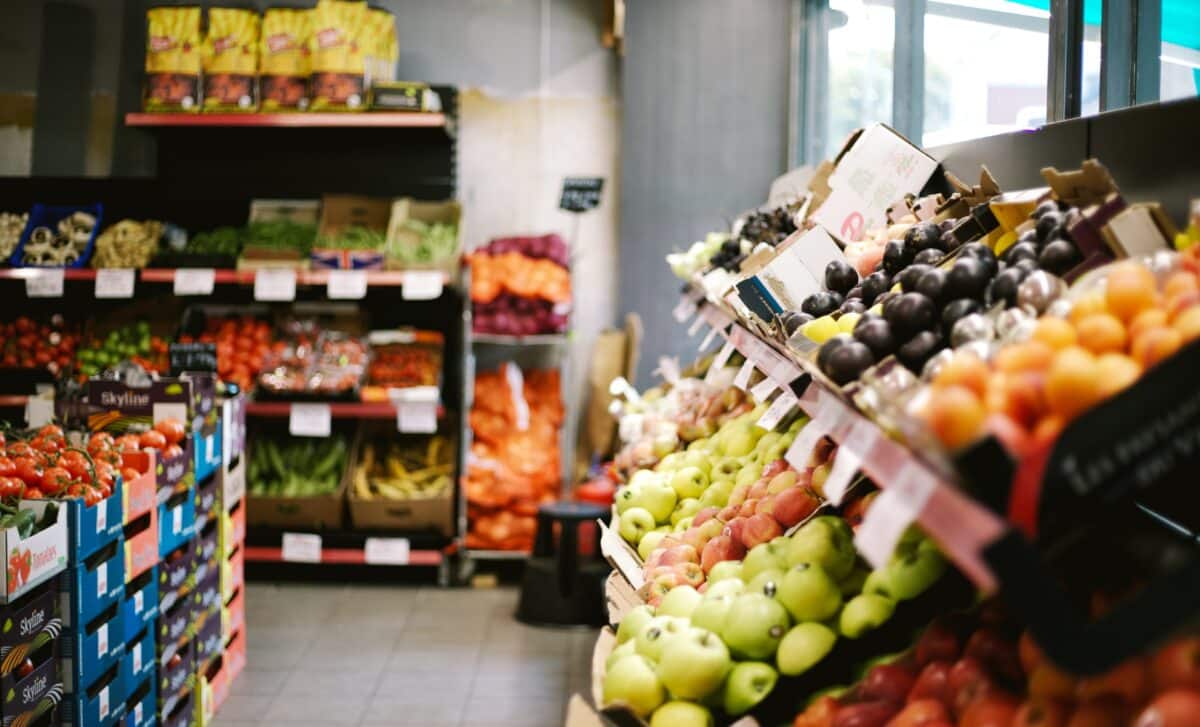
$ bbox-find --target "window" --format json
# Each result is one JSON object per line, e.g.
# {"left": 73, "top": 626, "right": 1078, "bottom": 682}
{"left": 1161, "top": 1, "right": 1200, "bottom": 102}
{"left": 823, "top": 0, "right": 894, "bottom": 159}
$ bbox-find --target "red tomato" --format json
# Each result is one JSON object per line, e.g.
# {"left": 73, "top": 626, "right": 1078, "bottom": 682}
{"left": 82, "top": 485, "right": 102, "bottom": 507}
{"left": 5, "top": 442, "right": 31, "bottom": 458}
{"left": 87, "top": 432, "right": 114, "bottom": 454}
{"left": 0, "top": 457, "right": 14, "bottom": 478}
{"left": 22, "top": 487, "right": 43, "bottom": 499}
{"left": 40, "top": 466, "right": 72, "bottom": 496}
{"left": 153, "top": 419, "right": 186, "bottom": 446}
{"left": 138, "top": 430, "right": 167, "bottom": 450}
{"left": 0, "top": 478, "right": 23, "bottom": 499}
{"left": 59, "top": 451, "right": 91, "bottom": 482}
{"left": 162, "top": 443, "right": 184, "bottom": 460}
{"left": 12, "top": 457, "right": 42, "bottom": 487}
{"left": 36, "top": 424, "right": 63, "bottom": 440}
{"left": 115, "top": 434, "right": 141, "bottom": 452}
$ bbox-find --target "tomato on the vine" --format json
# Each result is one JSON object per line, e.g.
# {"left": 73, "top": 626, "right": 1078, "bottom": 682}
{"left": 0, "top": 477, "right": 22, "bottom": 499}
{"left": 162, "top": 443, "right": 184, "bottom": 461}
{"left": 22, "top": 487, "right": 43, "bottom": 499}
{"left": 115, "top": 435, "right": 140, "bottom": 452}
{"left": 82, "top": 486, "right": 102, "bottom": 507}
{"left": 40, "top": 466, "right": 71, "bottom": 496}
{"left": 153, "top": 419, "right": 186, "bottom": 446}
{"left": 120, "top": 467, "right": 141, "bottom": 482}
{"left": 6, "top": 442, "right": 31, "bottom": 458}
{"left": 138, "top": 430, "right": 167, "bottom": 450}
{"left": 60, "top": 451, "right": 91, "bottom": 483}
{"left": 36, "top": 424, "right": 63, "bottom": 440}
{"left": 87, "top": 432, "right": 114, "bottom": 455}
{"left": 29, "top": 435, "right": 62, "bottom": 455}
{"left": 12, "top": 457, "right": 42, "bottom": 487}
{"left": 0, "top": 457, "right": 14, "bottom": 478}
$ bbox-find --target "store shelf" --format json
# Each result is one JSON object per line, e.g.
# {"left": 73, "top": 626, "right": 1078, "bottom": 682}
{"left": 0, "top": 268, "right": 98, "bottom": 281}
{"left": 466, "top": 549, "right": 530, "bottom": 561}
{"left": 245, "top": 400, "right": 446, "bottom": 420}
{"left": 244, "top": 528, "right": 452, "bottom": 568}
{"left": 244, "top": 545, "right": 444, "bottom": 566}
{"left": 125, "top": 111, "right": 448, "bottom": 129}
{"left": 0, "top": 395, "right": 28, "bottom": 407}
{"left": 470, "top": 333, "right": 568, "bottom": 346}
{"left": 138, "top": 268, "right": 451, "bottom": 287}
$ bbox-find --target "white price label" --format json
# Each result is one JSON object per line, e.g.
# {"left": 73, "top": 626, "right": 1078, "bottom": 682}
{"left": 172, "top": 506, "right": 182, "bottom": 535}
{"left": 94, "top": 268, "right": 135, "bottom": 298}
{"left": 99, "top": 685, "right": 109, "bottom": 720}
{"left": 750, "top": 376, "right": 779, "bottom": 403}
{"left": 97, "top": 622, "right": 108, "bottom": 657}
{"left": 364, "top": 537, "right": 410, "bottom": 565}
{"left": 174, "top": 268, "right": 215, "bottom": 295}
{"left": 705, "top": 342, "right": 736, "bottom": 384}
{"left": 785, "top": 417, "right": 830, "bottom": 471}
{"left": 132, "top": 641, "right": 142, "bottom": 673}
{"left": 823, "top": 446, "right": 862, "bottom": 506}
{"left": 95, "top": 499, "right": 107, "bottom": 533}
{"left": 687, "top": 316, "right": 705, "bottom": 337}
{"left": 134, "top": 589, "right": 144, "bottom": 614}
{"left": 254, "top": 268, "right": 297, "bottom": 301}
{"left": 326, "top": 269, "right": 368, "bottom": 299}
{"left": 757, "top": 392, "right": 797, "bottom": 431}
{"left": 96, "top": 561, "right": 108, "bottom": 598}
{"left": 396, "top": 400, "right": 438, "bottom": 434}
{"left": 281, "top": 532, "right": 322, "bottom": 563}
{"left": 733, "top": 360, "right": 755, "bottom": 391}
{"left": 854, "top": 465, "right": 938, "bottom": 567}
{"left": 24, "top": 397, "right": 53, "bottom": 429}
{"left": 289, "top": 403, "right": 331, "bottom": 437}
{"left": 401, "top": 270, "right": 444, "bottom": 300}
{"left": 25, "top": 269, "right": 64, "bottom": 298}
{"left": 673, "top": 295, "right": 698, "bottom": 322}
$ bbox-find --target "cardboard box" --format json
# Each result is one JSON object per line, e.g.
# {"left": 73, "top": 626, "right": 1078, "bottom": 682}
{"left": 192, "top": 564, "right": 220, "bottom": 619}
{"left": 156, "top": 596, "right": 194, "bottom": 665}
{"left": 62, "top": 601, "right": 124, "bottom": 696}
{"left": 385, "top": 198, "right": 462, "bottom": 273}
{"left": 220, "top": 546, "right": 244, "bottom": 604}
{"left": 158, "top": 490, "right": 197, "bottom": 559}
{"left": 220, "top": 395, "right": 247, "bottom": 471}
{"left": 60, "top": 538, "right": 125, "bottom": 627}
{"left": 246, "top": 423, "right": 355, "bottom": 530}
{"left": 158, "top": 538, "right": 197, "bottom": 614}
{"left": 161, "top": 683, "right": 194, "bottom": 727}
{"left": 158, "top": 639, "right": 193, "bottom": 714}
{"left": 311, "top": 195, "right": 390, "bottom": 270}
{"left": 194, "top": 519, "right": 219, "bottom": 582}
{"left": 61, "top": 659, "right": 123, "bottom": 726}
{"left": 59, "top": 480, "right": 125, "bottom": 564}
{"left": 123, "top": 508, "right": 158, "bottom": 584}
{"left": 121, "top": 569, "right": 158, "bottom": 646}
{"left": 221, "top": 457, "right": 246, "bottom": 515}
{"left": 193, "top": 607, "right": 222, "bottom": 669}
{"left": 0, "top": 501, "right": 68, "bottom": 603}
{"left": 220, "top": 500, "right": 245, "bottom": 561}
{"left": 120, "top": 625, "right": 155, "bottom": 694}
{"left": 194, "top": 473, "right": 220, "bottom": 535}
{"left": 222, "top": 584, "right": 244, "bottom": 642}
{"left": 193, "top": 428, "right": 222, "bottom": 485}
{"left": 1, "top": 650, "right": 59, "bottom": 722}
{"left": 0, "top": 580, "right": 60, "bottom": 683}
{"left": 124, "top": 672, "right": 156, "bottom": 727}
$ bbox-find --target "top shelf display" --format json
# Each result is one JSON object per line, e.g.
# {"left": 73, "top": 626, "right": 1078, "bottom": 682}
{"left": 124, "top": 112, "right": 449, "bottom": 129}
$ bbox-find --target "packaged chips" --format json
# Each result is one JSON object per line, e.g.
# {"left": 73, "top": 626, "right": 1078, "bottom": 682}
{"left": 260, "top": 8, "right": 312, "bottom": 111}
{"left": 202, "top": 8, "right": 260, "bottom": 111}
{"left": 310, "top": 0, "right": 369, "bottom": 111}
{"left": 363, "top": 8, "right": 398, "bottom": 88}
{"left": 144, "top": 6, "right": 203, "bottom": 112}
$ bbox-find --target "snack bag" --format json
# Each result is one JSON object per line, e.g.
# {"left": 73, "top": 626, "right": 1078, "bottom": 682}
{"left": 364, "top": 8, "right": 397, "bottom": 88}
{"left": 144, "top": 6, "right": 202, "bottom": 112}
{"left": 260, "top": 7, "right": 312, "bottom": 111}
{"left": 310, "top": 0, "right": 368, "bottom": 110}
{"left": 202, "top": 8, "right": 260, "bottom": 111}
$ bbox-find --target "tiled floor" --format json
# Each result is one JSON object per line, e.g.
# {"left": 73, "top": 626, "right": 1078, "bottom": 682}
{"left": 213, "top": 583, "right": 597, "bottom": 727}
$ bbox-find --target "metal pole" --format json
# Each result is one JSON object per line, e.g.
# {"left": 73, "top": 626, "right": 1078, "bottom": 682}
{"left": 1047, "top": 0, "right": 1085, "bottom": 121}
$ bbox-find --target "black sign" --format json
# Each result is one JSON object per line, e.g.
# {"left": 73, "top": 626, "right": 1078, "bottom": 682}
{"left": 169, "top": 342, "right": 218, "bottom": 376}
{"left": 559, "top": 177, "right": 604, "bottom": 213}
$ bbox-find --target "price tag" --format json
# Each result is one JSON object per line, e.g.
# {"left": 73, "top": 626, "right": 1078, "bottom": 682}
{"left": 750, "top": 376, "right": 778, "bottom": 403}
{"left": 25, "top": 269, "right": 64, "bottom": 298}
{"left": 132, "top": 641, "right": 142, "bottom": 674}
{"left": 705, "top": 342, "right": 736, "bottom": 384}
{"left": 364, "top": 537, "right": 410, "bottom": 565}
{"left": 673, "top": 295, "right": 698, "bottom": 323}
{"left": 401, "top": 270, "right": 444, "bottom": 300}
{"left": 699, "top": 326, "right": 720, "bottom": 351}
{"left": 854, "top": 465, "right": 938, "bottom": 567}
{"left": 757, "top": 392, "right": 797, "bottom": 431}
{"left": 254, "top": 268, "right": 297, "bottom": 301}
{"left": 281, "top": 532, "right": 322, "bottom": 563}
{"left": 97, "top": 622, "right": 108, "bottom": 657}
{"left": 95, "top": 499, "right": 107, "bottom": 534}
{"left": 94, "top": 268, "right": 136, "bottom": 298}
{"left": 785, "top": 416, "right": 830, "bottom": 471}
{"left": 174, "top": 268, "right": 215, "bottom": 296}
{"left": 687, "top": 316, "right": 705, "bottom": 337}
{"left": 99, "top": 685, "right": 109, "bottom": 720}
{"left": 326, "top": 269, "right": 368, "bottom": 299}
{"left": 393, "top": 386, "right": 439, "bottom": 433}
{"left": 823, "top": 446, "right": 861, "bottom": 506}
{"left": 733, "top": 360, "right": 755, "bottom": 391}
{"left": 134, "top": 589, "right": 144, "bottom": 614}
{"left": 289, "top": 403, "right": 331, "bottom": 437}
{"left": 24, "top": 397, "right": 53, "bottom": 429}
{"left": 96, "top": 560, "right": 108, "bottom": 598}
{"left": 206, "top": 434, "right": 215, "bottom": 463}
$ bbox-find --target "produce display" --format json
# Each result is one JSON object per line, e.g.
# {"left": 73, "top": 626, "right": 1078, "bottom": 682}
{"left": 0, "top": 317, "right": 79, "bottom": 375}
{"left": 90, "top": 219, "right": 164, "bottom": 269}
{"left": 179, "top": 315, "right": 278, "bottom": 393}
{"left": 257, "top": 321, "right": 366, "bottom": 400}
{"left": 469, "top": 237, "right": 571, "bottom": 336}
{"left": 16, "top": 210, "right": 98, "bottom": 267}
{"left": 182, "top": 226, "right": 243, "bottom": 259}
{"left": 384, "top": 219, "right": 460, "bottom": 268}
{"left": 353, "top": 435, "right": 452, "bottom": 500}
{"left": 0, "top": 212, "right": 28, "bottom": 261}
{"left": 248, "top": 433, "right": 348, "bottom": 497}
{"left": 244, "top": 219, "right": 317, "bottom": 256}
{"left": 362, "top": 329, "right": 443, "bottom": 395}
{"left": 74, "top": 322, "right": 171, "bottom": 379}
{"left": 201, "top": 8, "right": 259, "bottom": 112}
{"left": 315, "top": 226, "right": 386, "bottom": 252}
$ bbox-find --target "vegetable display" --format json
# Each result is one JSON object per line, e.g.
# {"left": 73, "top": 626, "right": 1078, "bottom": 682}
{"left": 0, "top": 212, "right": 28, "bottom": 262}
{"left": 315, "top": 225, "right": 386, "bottom": 251}
{"left": 469, "top": 236, "right": 571, "bottom": 336}
{"left": 353, "top": 436, "right": 452, "bottom": 500}
{"left": 179, "top": 315, "right": 278, "bottom": 393}
{"left": 18, "top": 211, "right": 97, "bottom": 267}
{"left": 248, "top": 435, "right": 347, "bottom": 497}
{"left": 0, "top": 317, "right": 79, "bottom": 374}
{"left": 385, "top": 219, "right": 459, "bottom": 266}
{"left": 469, "top": 250, "right": 571, "bottom": 305}
{"left": 184, "top": 226, "right": 243, "bottom": 258}
{"left": 90, "top": 219, "right": 164, "bottom": 269}
{"left": 244, "top": 219, "right": 316, "bottom": 255}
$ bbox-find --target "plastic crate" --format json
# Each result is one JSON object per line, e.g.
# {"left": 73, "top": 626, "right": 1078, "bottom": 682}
{"left": 9, "top": 203, "right": 102, "bottom": 268}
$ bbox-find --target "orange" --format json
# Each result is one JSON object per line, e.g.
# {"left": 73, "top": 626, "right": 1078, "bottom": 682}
{"left": 1094, "top": 353, "right": 1142, "bottom": 398}
{"left": 1132, "top": 326, "right": 1182, "bottom": 369}
{"left": 1128, "top": 308, "right": 1168, "bottom": 342}
{"left": 1069, "top": 290, "right": 1109, "bottom": 325}
{"left": 1032, "top": 316, "right": 1078, "bottom": 349}
{"left": 994, "top": 340, "right": 1055, "bottom": 374}
{"left": 1173, "top": 306, "right": 1200, "bottom": 342}
{"left": 1073, "top": 313, "right": 1127, "bottom": 355}
{"left": 1163, "top": 270, "right": 1200, "bottom": 299}
{"left": 1105, "top": 263, "right": 1158, "bottom": 322}
{"left": 933, "top": 351, "right": 989, "bottom": 398}
{"left": 1165, "top": 290, "right": 1200, "bottom": 322}
{"left": 1045, "top": 346, "right": 1104, "bottom": 420}
{"left": 926, "top": 384, "right": 987, "bottom": 450}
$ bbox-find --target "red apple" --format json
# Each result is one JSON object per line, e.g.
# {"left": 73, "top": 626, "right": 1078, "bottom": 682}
{"left": 1132, "top": 688, "right": 1200, "bottom": 727}
{"left": 949, "top": 657, "right": 995, "bottom": 715}
{"left": 843, "top": 490, "right": 879, "bottom": 530}
{"left": 773, "top": 486, "right": 820, "bottom": 528}
{"left": 700, "top": 534, "right": 745, "bottom": 573}
{"left": 958, "top": 693, "right": 1018, "bottom": 727}
{"left": 672, "top": 561, "right": 704, "bottom": 588}
{"left": 915, "top": 621, "right": 962, "bottom": 667}
{"left": 861, "top": 663, "right": 917, "bottom": 704}
{"left": 964, "top": 628, "right": 1024, "bottom": 686}
{"left": 756, "top": 495, "right": 777, "bottom": 518}
{"left": 1152, "top": 638, "right": 1200, "bottom": 691}
{"left": 681, "top": 518, "right": 724, "bottom": 552}
{"left": 722, "top": 517, "right": 748, "bottom": 544}
{"left": 727, "top": 482, "right": 751, "bottom": 507}
{"left": 762, "top": 459, "right": 789, "bottom": 479}
{"left": 1012, "top": 700, "right": 1070, "bottom": 727}
{"left": 693, "top": 506, "right": 721, "bottom": 527}
{"left": 749, "top": 479, "right": 770, "bottom": 500}
{"left": 740, "top": 512, "right": 783, "bottom": 550}
{"left": 739, "top": 498, "right": 760, "bottom": 517}
{"left": 908, "top": 661, "right": 953, "bottom": 709}
{"left": 795, "top": 696, "right": 840, "bottom": 727}
{"left": 885, "top": 699, "right": 950, "bottom": 727}
{"left": 833, "top": 700, "right": 900, "bottom": 727}
{"left": 657, "top": 544, "right": 699, "bottom": 567}
{"left": 718, "top": 504, "right": 741, "bottom": 522}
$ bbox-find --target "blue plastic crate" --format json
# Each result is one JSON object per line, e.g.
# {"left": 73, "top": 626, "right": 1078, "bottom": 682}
{"left": 59, "top": 537, "right": 125, "bottom": 627}
{"left": 122, "top": 568, "right": 158, "bottom": 646}
{"left": 9, "top": 203, "right": 102, "bottom": 268}
{"left": 120, "top": 625, "right": 155, "bottom": 695}
{"left": 61, "top": 602, "right": 124, "bottom": 698}
{"left": 61, "top": 659, "right": 124, "bottom": 727}
{"left": 123, "top": 673, "right": 155, "bottom": 727}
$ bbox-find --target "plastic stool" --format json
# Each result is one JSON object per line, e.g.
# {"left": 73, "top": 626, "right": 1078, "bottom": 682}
{"left": 516, "top": 501, "right": 610, "bottom": 627}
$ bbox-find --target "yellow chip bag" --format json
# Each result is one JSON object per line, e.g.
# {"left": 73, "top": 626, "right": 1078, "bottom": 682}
{"left": 364, "top": 8, "right": 398, "bottom": 87}
{"left": 260, "top": 8, "right": 312, "bottom": 111}
{"left": 310, "top": 0, "right": 368, "bottom": 110}
{"left": 144, "top": 6, "right": 202, "bottom": 112}
{"left": 202, "top": 8, "right": 260, "bottom": 111}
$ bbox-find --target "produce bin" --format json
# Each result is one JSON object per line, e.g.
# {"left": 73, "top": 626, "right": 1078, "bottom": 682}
{"left": 121, "top": 569, "right": 157, "bottom": 646}
{"left": 9, "top": 203, "right": 102, "bottom": 268}
{"left": 59, "top": 478, "right": 124, "bottom": 563}
{"left": 60, "top": 538, "right": 125, "bottom": 626}
{"left": 156, "top": 594, "right": 194, "bottom": 666}
{"left": 245, "top": 425, "right": 358, "bottom": 530}
{"left": 61, "top": 659, "right": 123, "bottom": 727}
{"left": 384, "top": 198, "right": 462, "bottom": 275}
{"left": 347, "top": 424, "right": 453, "bottom": 535}
{"left": 123, "top": 673, "right": 155, "bottom": 727}
{"left": 1, "top": 645, "right": 60, "bottom": 724}
{"left": 0, "top": 500, "right": 68, "bottom": 603}
{"left": 121, "top": 451, "right": 157, "bottom": 525}
{"left": 158, "top": 539, "right": 197, "bottom": 614}
{"left": 61, "top": 601, "right": 123, "bottom": 696}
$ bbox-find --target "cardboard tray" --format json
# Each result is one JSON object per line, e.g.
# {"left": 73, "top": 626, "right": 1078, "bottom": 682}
{"left": 123, "top": 507, "right": 158, "bottom": 584}
{"left": 245, "top": 426, "right": 358, "bottom": 531}
{"left": 0, "top": 500, "right": 69, "bottom": 603}
{"left": 384, "top": 198, "right": 462, "bottom": 274}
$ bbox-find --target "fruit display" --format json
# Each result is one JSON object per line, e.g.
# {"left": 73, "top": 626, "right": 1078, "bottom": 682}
{"left": 179, "top": 315, "right": 279, "bottom": 393}
{"left": 89, "top": 219, "right": 165, "bottom": 269}
{"left": 247, "top": 433, "right": 348, "bottom": 497}
{"left": 469, "top": 239, "right": 572, "bottom": 336}
{"left": 352, "top": 435, "right": 452, "bottom": 500}
{"left": 0, "top": 212, "right": 29, "bottom": 262}
{"left": 472, "top": 294, "right": 570, "bottom": 337}
{"left": 256, "top": 322, "right": 366, "bottom": 400}
{"left": 476, "top": 234, "right": 569, "bottom": 268}
{"left": 0, "top": 316, "right": 79, "bottom": 375}
{"left": 74, "top": 321, "right": 171, "bottom": 379}
{"left": 464, "top": 365, "right": 563, "bottom": 551}
{"left": 668, "top": 232, "right": 734, "bottom": 280}
{"left": 362, "top": 329, "right": 443, "bottom": 397}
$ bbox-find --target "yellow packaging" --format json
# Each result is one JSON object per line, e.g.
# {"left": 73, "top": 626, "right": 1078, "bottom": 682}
{"left": 310, "top": 0, "right": 369, "bottom": 110}
{"left": 144, "top": 6, "right": 202, "bottom": 112}
{"left": 202, "top": 8, "right": 260, "bottom": 112}
{"left": 364, "top": 8, "right": 398, "bottom": 87}
{"left": 260, "top": 8, "right": 312, "bottom": 111}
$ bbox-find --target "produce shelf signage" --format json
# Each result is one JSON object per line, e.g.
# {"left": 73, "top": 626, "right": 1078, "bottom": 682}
{"left": 169, "top": 343, "right": 218, "bottom": 375}
{"left": 559, "top": 177, "right": 604, "bottom": 213}
{"left": 95, "top": 269, "right": 135, "bottom": 299}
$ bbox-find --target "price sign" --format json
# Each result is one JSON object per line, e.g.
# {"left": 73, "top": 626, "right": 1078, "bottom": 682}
{"left": 281, "top": 532, "right": 322, "bottom": 563}
{"left": 254, "top": 268, "right": 296, "bottom": 301}
{"left": 172, "top": 506, "right": 182, "bottom": 535}
{"left": 326, "top": 269, "right": 368, "bottom": 299}
{"left": 559, "top": 177, "right": 604, "bottom": 212}
{"left": 854, "top": 465, "right": 937, "bottom": 567}
{"left": 98, "top": 684, "right": 109, "bottom": 720}
{"left": 95, "top": 268, "right": 135, "bottom": 298}
{"left": 96, "top": 499, "right": 107, "bottom": 534}
{"left": 823, "top": 446, "right": 861, "bottom": 506}
{"left": 757, "top": 392, "right": 798, "bottom": 431}
{"left": 733, "top": 360, "right": 755, "bottom": 391}
{"left": 786, "top": 415, "right": 830, "bottom": 472}
{"left": 134, "top": 589, "right": 144, "bottom": 614}
{"left": 705, "top": 341, "right": 736, "bottom": 384}
{"left": 169, "top": 342, "right": 218, "bottom": 375}
{"left": 174, "top": 268, "right": 215, "bottom": 296}
{"left": 364, "top": 537, "right": 410, "bottom": 565}
{"left": 393, "top": 386, "right": 439, "bottom": 434}
{"left": 289, "top": 403, "right": 331, "bottom": 437}
{"left": 24, "top": 397, "right": 53, "bottom": 429}
{"left": 401, "top": 270, "right": 444, "bottom": 300}
{"left": 132, "top": 641, "right": 142, "bottom": 674}
{"left": 750, "top": 376, "right": 779, "bottom": 403}
{"left": 25, "top": 269, "right": 64, "bottom": 298}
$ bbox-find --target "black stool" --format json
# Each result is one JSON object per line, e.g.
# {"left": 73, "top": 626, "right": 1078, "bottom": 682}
{"left": 516, "top": 501, "right": 611, "bottom": 627}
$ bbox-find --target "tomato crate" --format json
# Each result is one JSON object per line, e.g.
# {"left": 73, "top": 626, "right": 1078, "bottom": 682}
{"left": 56, "top": 476, "right": 124, "bottom": 564}
{"left": 158, "top": 488, "right": 196, "bottom": 559}
{"left": 0, "top": 638, "right": 59, "bottom": 723}
{"left": 221, "top": 585, "right": 243, "bottom": 643}
{"left": 61, "top": 659, "right": 124, "bottom": 727}
{"left": 61, "top": 599, "right": 123, "bottom": 698}
{"left": 122, "top": 506, "right": 157, "bottom": 584}
{"left": 58, "top": 537, "right": 124, "bottom": 626}
{"left": 0, "top": 500, "right": 68, "bottom": 603}
{"left": 193, "top": 473, "right": 220, "bottom": 534}
{"left": 158, "top": 637, "right": 193, "bottom": 714}
{"left": 120, "top": 451, "right": 157, "bottom": 525}
{"left": 156, "top": 590, "right": 194, "bottom": 665}
{"left": 0, "top": 579, "right": 59, "bottom": 675}
{"left": 123, "top": 673, "right": 155, "bottom": 727}
{"left": 121, "top": 568, "right": 157, "bottom": 647}
{"left": 120, "top": 625, "right": 154, "bottom": 697}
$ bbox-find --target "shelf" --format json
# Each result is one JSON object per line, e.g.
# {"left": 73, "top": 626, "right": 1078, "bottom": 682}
{"left": 470, "top": 333, "right": 568, "bottom": 346}
{"left": 0, "top": 396, "right": 27, "bottom": 407}
{"left": 138, "top": 268, "right": 451, "bottom": 287}
{"left": 244, "top": 527, "right": 452, "bottom": 568}
{"left": 244, "top": 545, "right": 444, "bottom": 566}
{"left": 466, "top": 549, "right": 530, "bottom": 561}
{"left": 125, "top": 111, "right": 448, "bottom": 129}
{"left": 245, "top": 400, "right": 445, "bottom": 420}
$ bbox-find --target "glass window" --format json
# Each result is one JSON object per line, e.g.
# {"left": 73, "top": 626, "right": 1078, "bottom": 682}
{"left": 1161, "top": 0, "right": 1200, "bottom": 102}
{"left": 1081, "top": 0, "right": 1102, "bottom": 116}
{"left": 824, "top": 0, "right": 894, "bottom": 158}
{"left": 921, "top": 1, "right": 1051, "bottom": 147}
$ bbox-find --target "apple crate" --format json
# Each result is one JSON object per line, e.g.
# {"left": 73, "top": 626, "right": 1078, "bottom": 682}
{"left": 124, "top": 673, "right": 155, "bottom": 727}
{"left": 120, "top": 451, "right": 157, "bottom": 526}
{"left": 0, "top": 639, "right": 59, "bottom": 722}
{"left": 61, "top": 659, "right": 124, "bottom": 727}
{"left": 120, "top": 625, "right": 155, "bottom": 696}
{"left": 158, "top": 638, "right": 194, "bottom": 714}
{"left": 123, "top": 507, "right": 158, "bottom": 584}
{"left": 221, "top": 585, "right": 244, "bottom": 643}
{"left": 61, "top": 600, "right": 124, "bottom": 697}
{"left": 158, "top": 489, "right": 196, "bottom": 559}
{"left": 156, "top": 591, "right": 195, "bottom": 665}
{"left": 121, "top": 569, "right": 157, "bottom": 647}
{"left": 0, "top": 500, "right": 68, "bottom": 603}
{"left": 160, "top": 682, "right": 194, "bottom": 727}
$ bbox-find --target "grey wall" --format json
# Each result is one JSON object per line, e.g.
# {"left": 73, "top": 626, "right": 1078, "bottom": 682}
{"left": 619, "top": 0, "right": 792, "bottom": 385}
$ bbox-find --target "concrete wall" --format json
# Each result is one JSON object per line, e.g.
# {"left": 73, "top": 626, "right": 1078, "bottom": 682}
{"left": 618, "top": 0, "right": 793, "bottom": 385}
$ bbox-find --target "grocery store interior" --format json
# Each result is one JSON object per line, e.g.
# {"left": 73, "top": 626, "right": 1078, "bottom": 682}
{"left": 1, "top": 1, "right": 1199, "bottom": 726}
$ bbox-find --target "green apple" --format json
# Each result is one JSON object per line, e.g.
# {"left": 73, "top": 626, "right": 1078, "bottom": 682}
{"left": 670, "top": 467, "right": 709, "bottom": 500}
{"left": 655, "top": 452, "right": 685, "bottom": 473}
{"left": 657, "top": 585, "right": 703, "bottom": 619}
{"left": 656, "top": 628, "right": 731, "bottom": 700}
{"left": 837, "top": 565, "right": 870, "bottom": 597}
{"left": 673, "top": 517, "right": 693, "bottom": 533}
{"left": 629, "top": 469, "right": 662, "bottom": 489}
{"left": 777, "top": 563, "right": 842, "bottom": 622}
{"left": 681, "top": 449, "right": 713, "bottom": 477}
{"left": 615, "top": 485, "right": 641, "bottom": 515}
{"left": 635, "top": 616, "right": 689, "bottom": 662}
{"left": 721, "top": 592, "right": 790, "bottom": 660}
{"left": 746, "top": 568, "right": 785, "bottom": 599}
{"left": 765, "top": 471, "right": 799, "bottom": 495}
{"left": 721, "top": 426, "right": 758, "bottom": 458}
{"left": 722, "top": 661, "right": 778, "bottom": 716}
{"left": 671, "top": 498, "right": 703, "bottom": 526}
{"left": 603, "top": 654, "right": 667, "bottom": 717}
{"left": 711, "top": 457, "right": 741, "bottom": 483}
{"left": 706, "top": 560, "right": 742, "bottom": 584}
{"left": 605, "top": 639, "right": 638, "bottom": 670}
{"left": 741, "top": 542, "right": 788, "bottom": 583}
{"left": 883, "top": 547, "right": 947, "bottom": 601}
{"left": 631, "top": 479, "right": 678, "bottom": 523}
{"left": 698, "top": 480, "right": 733, "bottom": 509}
{"left": 735, "top": 461, "right": 763, "bottom": 488}
{"left": 754, "top": 432, "right": 782, "bottom": 455}
{"left": 838, "top": 593, "right": 896, "bottom": 638}
{"left": 785, "top": 516, "right": 857, "bottom": 580}
{"left": 690, "top": 593, "right": 734, "bottom": 633}
{"left": 759, "top": 441, "right": 789, "bottom": 465}
{"left": 776, "top": 622, "right": 837, "bottom": 676}
{"left": 619, "top": 507, "right": 656, "bottom": 545}
{"left": 649, "top": 701, "right": 713, "bottom": 727}
{"left": 788, "top": 416, "right": 809, "bottom": 434}
{"left": 617, "top": 604, "right": 656, "bottom": 644}
{"left": 704, "top": 578, "right": 744, "bottom": 600}
{"left": 638, "top": 530, "right": 669, "bottom": 560}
